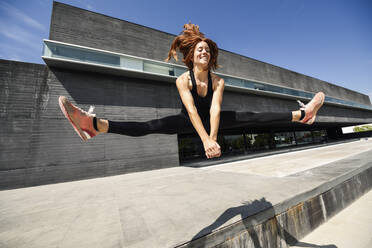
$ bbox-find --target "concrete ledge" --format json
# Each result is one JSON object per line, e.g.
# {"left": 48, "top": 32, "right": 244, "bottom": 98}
{"left": 177, "top": 153, "right": 372, "bottom": 247}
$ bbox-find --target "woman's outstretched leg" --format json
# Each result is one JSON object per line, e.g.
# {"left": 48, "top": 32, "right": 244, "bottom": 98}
{"left": 106, "top": 113, "right": 193, "bottom": 136}
{"left": 219, "top": 92, "right": 325, "bottom": 129}
{"left": 59, "top": 96, "right": 193, "bottom": 141}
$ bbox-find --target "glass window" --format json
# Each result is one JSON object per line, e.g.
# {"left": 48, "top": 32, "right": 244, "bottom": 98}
{"left": 226, "top": 77, "right": 244, "bottom": 88}
{"left": 312, "top": 130, "right": 327, "bottom": 143}
{"left": 274, "top": 132, "right": 296, "bottom": 148}
{"left": 174, "top": 67, "right": 187, "bottom": 77}
{"left": 178, "top": 135, "right": 204, "bottom": 161}
{"left": 243, "top": 80, "right": 255, "bottom": 89}
{"left": 218, "top": 134, "right": 245, "bottom": 155}
{"left": 120, "top": 57, "right": 143, "bottom": 71}
{"left": 48, "top": 43, "right": 120, "bottom": 66}
{"left": 249, "top": 133, "right": 274, "bottom": 151}
{"left": 143, "top": 62, "right": 173, "bottom": 76}
{"left": 295, "top": 131, "right": 313, "bottom": 145}
{"left": 253, "top": 83, "right": 266, "bottom": 91}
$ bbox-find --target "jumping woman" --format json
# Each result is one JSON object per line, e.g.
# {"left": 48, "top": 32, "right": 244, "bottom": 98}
{"left": 59, "top": 23, "right": 325, "bottom": 159}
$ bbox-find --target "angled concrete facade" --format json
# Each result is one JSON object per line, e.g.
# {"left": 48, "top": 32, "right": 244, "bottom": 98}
{"left": 1, "top": 1, "right": 372, "bottom": 189}
{"left": 47, "top": 2, "right": 372, "bottom": 126}
{"left": 49, "top": 2, "right": 370, "bottom": 106}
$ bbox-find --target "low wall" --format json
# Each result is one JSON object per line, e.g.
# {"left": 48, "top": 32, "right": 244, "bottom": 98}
{"left": 176, "top": 160, "right": 372, "bottom": 247}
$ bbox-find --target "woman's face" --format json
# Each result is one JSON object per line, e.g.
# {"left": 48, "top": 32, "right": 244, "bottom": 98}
{"left": 193, "top": 41, "right": 210, "bottom": 69}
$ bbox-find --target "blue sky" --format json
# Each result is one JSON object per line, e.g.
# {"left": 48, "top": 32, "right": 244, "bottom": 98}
{"left": 1, "top": 0, "right": 371, "bottom": 101}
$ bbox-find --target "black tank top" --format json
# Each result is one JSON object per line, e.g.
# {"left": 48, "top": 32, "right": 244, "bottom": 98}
{"left": 181, "top": 70, "right": 213, "bottom": 119}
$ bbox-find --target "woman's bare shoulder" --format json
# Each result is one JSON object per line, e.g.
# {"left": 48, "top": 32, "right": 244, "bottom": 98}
{"left": 210, "top": 72, "right": 224, "bottom": 90}
{"left": 177, "top": 71, "right": 192, "bottom": 89}
{"left": 210, "top": 72, "right": 223, "bottom": 81}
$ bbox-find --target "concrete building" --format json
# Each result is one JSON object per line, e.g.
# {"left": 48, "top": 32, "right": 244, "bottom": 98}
{"left": 1, "top": 1, "right": 372, "bottom": 189}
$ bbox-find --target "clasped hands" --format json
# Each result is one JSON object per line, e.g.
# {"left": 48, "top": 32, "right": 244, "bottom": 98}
{"left": 203, "top": 136, "right": 221, "bottom": 159}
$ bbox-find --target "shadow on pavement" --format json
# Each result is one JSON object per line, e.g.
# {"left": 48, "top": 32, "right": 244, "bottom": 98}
{"left": 188, "top": 197, "right": 337, "bottom": 248}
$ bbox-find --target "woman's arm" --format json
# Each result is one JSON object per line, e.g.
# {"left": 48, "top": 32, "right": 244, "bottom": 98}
{"left": 176, "top": 74, "right": 220, "bottom": 158}
{"left": 176, "top": 74, "right": 209, "bottom": 142}
{"left": 209, "top": 76, "right": 225, "bottom": 141}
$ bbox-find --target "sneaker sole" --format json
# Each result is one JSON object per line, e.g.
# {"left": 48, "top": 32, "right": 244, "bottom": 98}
{"left": 58, "top": 96, "right": 88, "bottom": 141}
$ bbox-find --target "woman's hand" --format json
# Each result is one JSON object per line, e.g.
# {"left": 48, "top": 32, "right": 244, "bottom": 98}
{"left": 203, "top": 137, "right": 221, "bottom": 159}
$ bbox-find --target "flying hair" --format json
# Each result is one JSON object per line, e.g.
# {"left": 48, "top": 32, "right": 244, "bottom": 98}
{"left": 165, "top": 23, "right": 219, "bottom": 70}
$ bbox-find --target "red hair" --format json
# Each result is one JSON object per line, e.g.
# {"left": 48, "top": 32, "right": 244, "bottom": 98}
{"left": 166, "top": 23, "right": 219, "bottom": 70}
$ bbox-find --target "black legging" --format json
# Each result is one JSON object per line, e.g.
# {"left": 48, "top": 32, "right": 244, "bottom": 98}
{"left": 108, "top": 111, "right": 291, "bottom": 136}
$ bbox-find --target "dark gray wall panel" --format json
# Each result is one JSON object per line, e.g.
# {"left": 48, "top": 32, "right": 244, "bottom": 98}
{"left": 49, "top": 2, "right": 371, "bottom": 106}
{"left": 0, "top": 119, "right": 33, "bottom": 170}
{"left": 46, "top": 67, "right": 181, "bottom": 171}
{"left": 0, "top": 60, "right": 179, "bottom": 190}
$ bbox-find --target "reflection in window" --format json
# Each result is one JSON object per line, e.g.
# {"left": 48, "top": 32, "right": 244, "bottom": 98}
{"left": 144, "top": 62, "right": 173, "bottom": 76}
{"left": 274, "top": 132, "right": 296, "bottom": 148}
{"left": 179, "top": 129, "right": 331, "bottom": 163}
{"left": 295, "top": 131, "right": 313, "bottom": 145}
{"left": 49, "top": 43, "right": 120, "bottom": 66}
{"left": 312, "top": 130, "right": 327, "bottom": 143}
{"left": 254, "top": 83, "right": 266, "bottom": 91}
{"left": 178, "top": 135, "right": 204, "bottom": 161}
{"left": 218, "top": 134, "right": 245, "bottom": 155}
{"left": 249, "top": 133, "right": 274, "bottom": 151}
{"left": 120, "top": 57, "right": 143, "bottom": 71}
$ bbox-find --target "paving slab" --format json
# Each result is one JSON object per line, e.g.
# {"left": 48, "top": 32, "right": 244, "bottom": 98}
{"left": 0, "top": 139, "right": 372, "bottom": 248}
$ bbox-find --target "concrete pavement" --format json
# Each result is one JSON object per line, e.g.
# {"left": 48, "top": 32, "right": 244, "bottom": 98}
{"left": 201, "top": 139, "right": 372, "bottom": 177}
{"left": 1, "top": 139, "right": 372, "bottom": 247}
